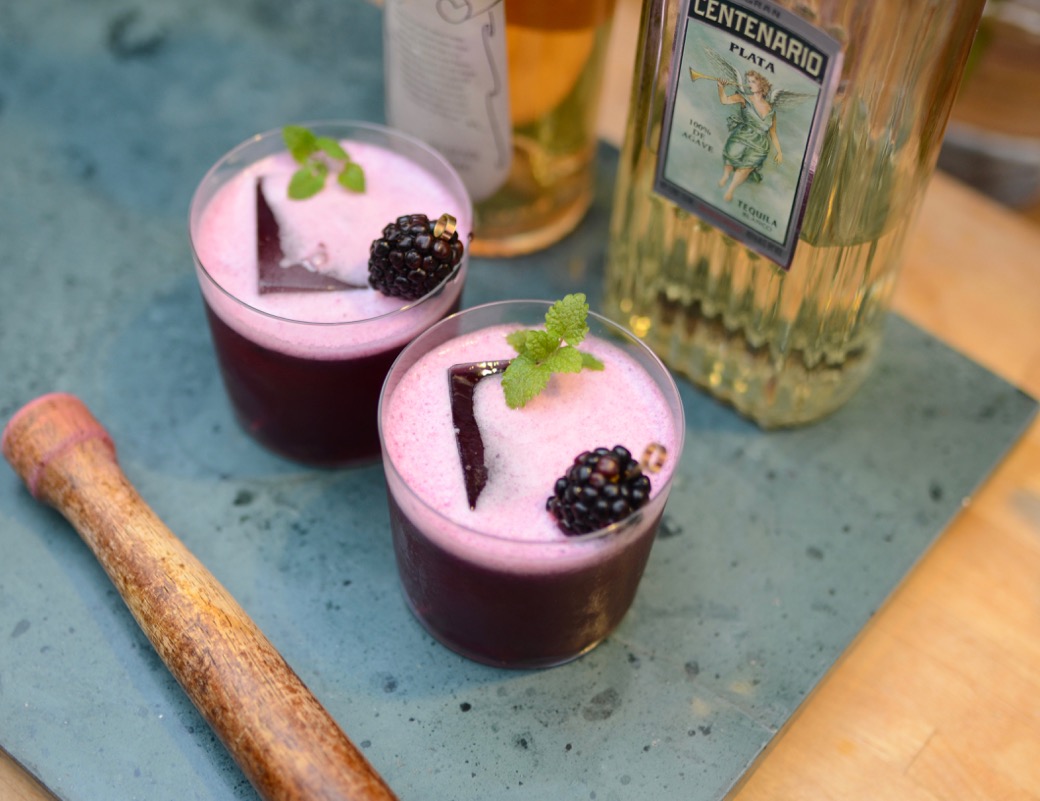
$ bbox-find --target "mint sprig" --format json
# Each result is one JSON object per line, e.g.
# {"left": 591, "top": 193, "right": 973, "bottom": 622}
{"left": 282, "top": 125, "right": 366, "bottom": 199}
{"left": 501, "top": 293, "right": 605, "bottom": 409}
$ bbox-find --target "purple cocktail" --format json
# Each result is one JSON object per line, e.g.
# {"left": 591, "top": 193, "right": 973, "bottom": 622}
{"left": 378, "top": 300, "right": 685, "bottom": 668}
{"left": 190, "top": 121, "right": 472, "bottom": 466}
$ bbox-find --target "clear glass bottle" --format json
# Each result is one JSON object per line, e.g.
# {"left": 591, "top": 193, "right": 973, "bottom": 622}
{"left": 384, "top": 0, "right": 615, "bottom": 258}
{"left": 604, "top": 0, "right": 986, "bottom": 426}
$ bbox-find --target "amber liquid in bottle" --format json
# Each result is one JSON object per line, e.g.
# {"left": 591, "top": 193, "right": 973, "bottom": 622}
{"left": 471, "top": 1, "right": 616, "bottom": 257}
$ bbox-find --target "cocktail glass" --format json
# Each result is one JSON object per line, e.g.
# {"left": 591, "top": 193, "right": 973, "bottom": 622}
{"left": 378, "top": 300, "right": 685, "bottom": 668}
{"left": 189, "top": 121, "right": 472, "bottom": 466}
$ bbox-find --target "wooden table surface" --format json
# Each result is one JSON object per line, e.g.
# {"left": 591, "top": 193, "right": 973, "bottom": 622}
{"left": 4, "top": 2, "right": 1039, "bottom": 799}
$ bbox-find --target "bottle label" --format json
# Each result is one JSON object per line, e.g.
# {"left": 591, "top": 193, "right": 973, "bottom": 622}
{"left": 653, "top": 0, "right": 843, "bottom": 269}
{"left": 384, "top": 1, "right": 512, "bottom": 202}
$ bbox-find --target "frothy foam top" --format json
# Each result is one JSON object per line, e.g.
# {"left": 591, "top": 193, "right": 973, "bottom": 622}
{"left": 382, "top": 323, "right": 681, "bottom": 573}
{"left": 192, "top": 140, "right": 470, "bottom": 360}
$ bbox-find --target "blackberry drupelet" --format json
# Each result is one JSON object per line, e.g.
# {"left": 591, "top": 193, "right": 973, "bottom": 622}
{"left": 368, "top": 213, "right": 464, "bottom": 301}
{"left": 547, "top": 446, "right": 652, "bottom": 536}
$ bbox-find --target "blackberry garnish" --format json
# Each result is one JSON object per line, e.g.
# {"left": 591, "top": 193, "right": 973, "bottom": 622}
{"left": 368, "top": 213, "right": 464, "bottom": 301}
{"left": 547, "top": 446, "right": 652, "bottom": 536}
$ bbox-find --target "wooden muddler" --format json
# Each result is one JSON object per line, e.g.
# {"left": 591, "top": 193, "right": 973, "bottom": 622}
{"left": 2, "top": 393, "right": 398, "bottom": 801}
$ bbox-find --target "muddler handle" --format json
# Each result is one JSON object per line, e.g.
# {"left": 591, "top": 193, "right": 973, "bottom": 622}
{"left": 2, "top": 393, "right": 398, "bottom": 801}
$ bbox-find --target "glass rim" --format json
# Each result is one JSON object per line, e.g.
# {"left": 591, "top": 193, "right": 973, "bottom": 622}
{"left": 188, "top": 119, "right": 471, "bottom": 328}
{"left": 377, "top": 298, "right": 687, "bottom": 547}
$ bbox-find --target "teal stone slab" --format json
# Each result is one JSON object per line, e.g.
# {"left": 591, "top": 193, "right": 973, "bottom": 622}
{"left": 1, "top": 2, "right": 1037, "bottom": 800}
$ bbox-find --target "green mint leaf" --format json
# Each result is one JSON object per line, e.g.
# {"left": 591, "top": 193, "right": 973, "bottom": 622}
{"left": 507, "top": 329, "right": 557, "bottom": 360}
{"left": 507, "top": 329, "right": 561, "bottom": 362}
{"left": 545, "top": 293, "right": 590, "bottom": 346}
{"left": 544, "top": 346, "right": 584, "bottom": 374}
{"left": 499, "top": 294, "right": 605, "bottom": 408}
{"left": 523, "top": 330, "right": 560, "bottom": 362}
{"left": 316, "top": 136, "right": 349, "bottom": 161}
{"left": 338, "top": 161, "right": 365, "bottom": 193}
{"left": 506, "top": 329, "right": 532, "bottom": 355}
{"left": 282, "top": 125, "right": 367, "bottom": 197}
{"left": 287, "top": 163, "right": 327, "bottom": 199}
{"left": 580, "top": 351, "right": 605, "bottom": 371}
{"left": 501, "top": 356, "right": 551, "bottom": 410}
{"left": 283, "top": 125, "right": 318, "bottom": 164}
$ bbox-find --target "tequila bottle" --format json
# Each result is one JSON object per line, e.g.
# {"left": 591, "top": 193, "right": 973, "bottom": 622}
{"left": 605, "top": 0, "right": 986, "bottom": 426}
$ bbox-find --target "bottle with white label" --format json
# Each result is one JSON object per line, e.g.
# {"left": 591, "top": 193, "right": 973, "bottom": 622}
{"left": 384, "top": 0, "right": 615, "bottom": 257}
{"left": 383, "top": 0, "right": 513, "bottom": 203}
{"left": 604, "top": 0, "right": 986, "bottom": 426}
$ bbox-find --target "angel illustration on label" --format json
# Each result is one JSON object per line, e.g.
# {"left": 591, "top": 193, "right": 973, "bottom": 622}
{"left": 690, "top": 47, "right": 813, "bottom": 202}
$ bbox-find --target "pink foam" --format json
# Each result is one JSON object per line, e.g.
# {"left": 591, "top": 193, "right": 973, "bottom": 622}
{"left": 192, "top": 140, "right": 471, "bottom": 360}
{"left": 382, "top": 324, "right": 682, "bottom": 573}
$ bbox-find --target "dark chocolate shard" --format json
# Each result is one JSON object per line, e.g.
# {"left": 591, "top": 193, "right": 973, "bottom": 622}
{"left": 449, "top": 360, "right": 512, "bottom": 510}
{"left": 256, "top": 178, "right": 366, "bottom": 294}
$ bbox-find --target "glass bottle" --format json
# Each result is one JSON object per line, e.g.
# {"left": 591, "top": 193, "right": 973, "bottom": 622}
{"left": 384, "top": 0, "right": 615, "bottom": 258}
{"left": 604, "top": 0, "right": 986, "bottom": 427}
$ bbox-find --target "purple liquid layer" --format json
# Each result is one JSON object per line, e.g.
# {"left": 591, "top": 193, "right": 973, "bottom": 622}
{"left": 388, "top": 492, "right": 662, "bottom": 669}
{"left": 206, "top": 292, "right": 459, "bottom": 465}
